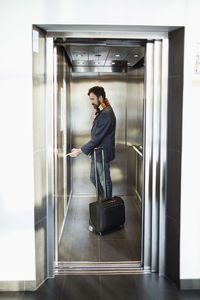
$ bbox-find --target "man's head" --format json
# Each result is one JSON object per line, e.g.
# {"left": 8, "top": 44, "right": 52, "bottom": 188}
{"left": 88, "top": 86, "right": 106, "bottom": 109}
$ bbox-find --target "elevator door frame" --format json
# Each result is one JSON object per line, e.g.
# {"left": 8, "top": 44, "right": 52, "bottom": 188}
{"left": 45, "top": 28, "right": 169, "bottom": 276}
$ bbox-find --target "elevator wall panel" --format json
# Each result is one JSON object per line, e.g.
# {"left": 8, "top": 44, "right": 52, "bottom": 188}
{"left": 127, "top": 67, "right": 144, "bottom": 196}
{"left": 32, "top": 27, "right": 47, "bottom": 286}
{"left": 70, "top": 73, "right": 127, "bottom": 196}
{"left": 55, "top": 46, "right": 71, "bottom": 240}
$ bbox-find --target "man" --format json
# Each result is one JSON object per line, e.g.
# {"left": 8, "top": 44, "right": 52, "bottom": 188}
{"left": 70, "top": 86, "right": 116, "bottom": 201}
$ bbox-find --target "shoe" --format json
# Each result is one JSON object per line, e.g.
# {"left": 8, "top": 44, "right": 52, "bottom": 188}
{"left": 88, "top": 225, "right": 94, "bottom": 232}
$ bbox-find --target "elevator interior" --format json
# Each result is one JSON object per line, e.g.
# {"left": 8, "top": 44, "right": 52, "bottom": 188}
{"left": 53, "top": 38, "right": 145, "bottom": 265}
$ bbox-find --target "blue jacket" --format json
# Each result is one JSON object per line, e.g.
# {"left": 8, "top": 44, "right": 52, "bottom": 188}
{"left": 81, "top": 106, "right": 116, "bottom": 162}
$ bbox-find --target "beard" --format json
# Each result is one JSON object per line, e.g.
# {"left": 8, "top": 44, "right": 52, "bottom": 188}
{"left": 92, "top": 104, "right": 99, "bottom": 110}
{"left": 92, "top": 99, "right": 101, "bottom": 110}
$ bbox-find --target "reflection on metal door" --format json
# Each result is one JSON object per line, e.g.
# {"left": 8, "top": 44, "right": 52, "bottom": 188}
{"left": 53, "top": 45, "right": 72, "bottom": 264}
{"left": 142, "top": 39, "right": 168, "bottom": 275}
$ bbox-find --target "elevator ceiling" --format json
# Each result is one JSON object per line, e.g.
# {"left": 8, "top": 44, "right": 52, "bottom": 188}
{"left": 54, "top": 38, "right": 145, "bottom": 72}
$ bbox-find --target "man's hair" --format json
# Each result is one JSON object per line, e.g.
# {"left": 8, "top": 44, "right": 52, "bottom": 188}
{"left": 88, "top": 86, "right": 106, "bottom": 101}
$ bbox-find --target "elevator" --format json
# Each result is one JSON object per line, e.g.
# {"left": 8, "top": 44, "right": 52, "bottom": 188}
{"left": 54, "top": 39, "right": 145, "bottom": 271}
{"left": 33, "top": 26, "right": 169, "bottom": 277}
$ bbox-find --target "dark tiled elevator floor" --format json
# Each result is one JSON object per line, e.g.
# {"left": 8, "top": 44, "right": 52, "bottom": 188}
{"left": 58, "top": 195, "right": 141, "bottom": 262}
{"left": 1, "top": 275, "right": 200, "bottom": 300}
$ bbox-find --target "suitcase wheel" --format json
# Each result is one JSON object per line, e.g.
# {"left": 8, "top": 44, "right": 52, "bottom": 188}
{"left": 89, "top": 225, "right": 94, "bottom": 232}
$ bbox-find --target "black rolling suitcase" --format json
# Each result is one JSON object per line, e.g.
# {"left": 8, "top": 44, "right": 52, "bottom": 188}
{"left": 89, "top": 147, "right": 125, "bottom": 235}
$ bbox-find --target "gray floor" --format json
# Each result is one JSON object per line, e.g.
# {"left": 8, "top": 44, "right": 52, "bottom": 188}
{"left": 1, "top": 274, "right": 200, "bottom": 300}
{"left": 58, "top": 195, "right": 141, "bottom": 262}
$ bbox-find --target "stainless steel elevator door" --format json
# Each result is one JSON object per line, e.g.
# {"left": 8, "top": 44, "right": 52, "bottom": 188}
{"left": 142, "top": 40, "right": 168, "bottom": 274}
{"left": 43, "top": 29, "right": 169, "bottom": 276}
{"left": 53, "top": 45, "right": 72, "bottom": 256}
{"left": 54, "top": 42, "right": 146, "bottom": 266}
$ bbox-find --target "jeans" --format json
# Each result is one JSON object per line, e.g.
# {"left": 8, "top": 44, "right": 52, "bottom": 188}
{"left": 90, "top": 160, "right": 112, "bottom": 200}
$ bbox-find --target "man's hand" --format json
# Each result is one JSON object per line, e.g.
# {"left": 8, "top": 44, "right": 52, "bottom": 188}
{"left": 57, "top": 148, "right": 82, "bottom": 158}
{"left": 69, "top": 148, "right": 82, "bottom": 157}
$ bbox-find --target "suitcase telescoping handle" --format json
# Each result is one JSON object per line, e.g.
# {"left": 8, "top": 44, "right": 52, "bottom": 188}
{"left": 94, "top": 147, "right": 107, "bottom": 200}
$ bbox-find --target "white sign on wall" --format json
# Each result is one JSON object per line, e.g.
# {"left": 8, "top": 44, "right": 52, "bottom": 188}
{"left": 194, "top": 43, "right": 200, "bottom": 74}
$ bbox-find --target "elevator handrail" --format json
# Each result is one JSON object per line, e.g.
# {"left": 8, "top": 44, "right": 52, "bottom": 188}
{"left": 132, "top": 145, "right": 143, "bottom": 158}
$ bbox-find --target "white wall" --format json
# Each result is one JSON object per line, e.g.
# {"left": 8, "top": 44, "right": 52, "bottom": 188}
{"left": 0, "top": 0, "right": 199, "bottom": 282}
{"left": 180, "top": 0, "right": 200, "bottom": 280}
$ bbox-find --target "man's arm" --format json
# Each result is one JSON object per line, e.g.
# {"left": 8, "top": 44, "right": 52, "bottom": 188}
{"left": 81, "top": 113, "right": 112, "bottom": 156}
{"left": 64, "top": 112, "right": 112, "bottom": 158}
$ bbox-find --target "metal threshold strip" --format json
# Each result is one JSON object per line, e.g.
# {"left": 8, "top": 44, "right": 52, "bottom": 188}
{"left": 54, "top": 261, "right": 150, "bottom": 275}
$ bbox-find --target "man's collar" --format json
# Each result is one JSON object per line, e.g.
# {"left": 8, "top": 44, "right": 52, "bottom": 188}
{"left": 98, "top": 98, "right": 110, "bottom": 111}
{"left": 99, "top": 104, "right": 104, "bottom": 111}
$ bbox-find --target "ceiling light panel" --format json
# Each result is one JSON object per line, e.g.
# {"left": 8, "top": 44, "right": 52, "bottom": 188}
{"left": 106, "top": 47, "right": 131, "bottom": 61}
{"left": 89, "top": 46, "right": 109, "bottom": 61}
{"left": 88, "top": 60, "right": 105, "bottom": 66}
{"left": 63, "top": 41, "right": 145, "bottom": 72}
{"left": 70, "top": 46, "right": 88, "bottom": 61}
{"left": 126, "top": 47, "right": 145, "bottom": 66}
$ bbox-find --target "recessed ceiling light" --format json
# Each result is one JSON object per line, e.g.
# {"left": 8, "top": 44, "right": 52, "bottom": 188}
{"left": 134, "top": 54, "right": 139, "bottom": 58}
{"left": 112, "top": 62, "right": 115, "bottom": 65}
{"left": 127, "top": 62, "right": 130, "bottom": 65}
{"left": 115, "top": 54, "right": 120, "bottom": 57}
